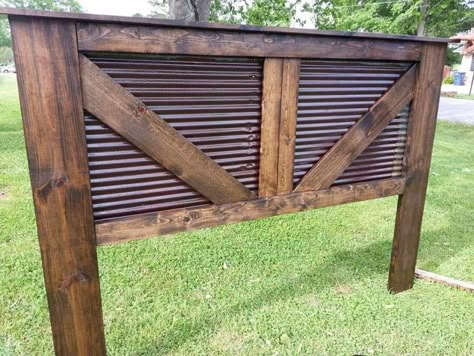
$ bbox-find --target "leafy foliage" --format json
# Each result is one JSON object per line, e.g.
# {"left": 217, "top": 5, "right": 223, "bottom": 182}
{"left": 240, "top": 0, "right": 295, "bottom": 26}
{"left": 0, "top": 46, "right": 12, "bottom": 64}
{"left": 443, "top": 75, "right": 454, "bottom": 84}
{"left": 446, "top": 47, "right": 462, "bottom": 67}
{"left": 0, "top": 17, "right": 10, "bottom": 48}
{"left": 153, "top": 0, "right": 473, "bottom": 38}
{"left": 0, "top": 0, "right": 83, "bottom": 53}
{"left": 0, "top": 0, "right": 82, "bottom": 12}
{"left": 148, "top": 0, "right": 168, "bottom": 18}
{"left": 210, "top": 0, "right": 310, "bottom": 27}
{"left": 315, "top": 0, "right": 474, "bottom": 37}
{"left": 147, "top": 0, "right": 312, "bottom": 26}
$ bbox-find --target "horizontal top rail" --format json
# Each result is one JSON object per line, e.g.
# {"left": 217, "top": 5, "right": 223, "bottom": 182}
{"left": 0, "top": 7, "right": 452, "bottom": 44}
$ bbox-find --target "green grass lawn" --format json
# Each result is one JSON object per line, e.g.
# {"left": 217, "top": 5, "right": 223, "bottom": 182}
{"left": 455, "top": 94, "right": 474, "bottom": 100}
{"left": 1, "top": 74, "right": 473, "bottom": 355}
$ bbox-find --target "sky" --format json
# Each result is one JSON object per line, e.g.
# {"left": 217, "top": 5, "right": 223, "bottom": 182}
{"left": 79, "top": 0, "right": 155, "bottom": 17}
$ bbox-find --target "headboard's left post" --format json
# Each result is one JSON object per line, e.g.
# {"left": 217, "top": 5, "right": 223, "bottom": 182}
{"left": 9, "top": 16, "right": 106, "bottom": 355}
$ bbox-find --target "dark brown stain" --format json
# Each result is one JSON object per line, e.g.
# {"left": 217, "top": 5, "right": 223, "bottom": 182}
{"left": 83, "top": 54, "right": 262, "bottom": 221}
{"left": 58, "top": 272, "right": 88, "bottom": 294}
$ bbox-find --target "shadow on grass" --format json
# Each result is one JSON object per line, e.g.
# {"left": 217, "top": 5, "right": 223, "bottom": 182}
{"left": 129, "top": 216, "right": 470, "bottom": 355}
{"left": 134, "top": 237, "right": 393, "bottom": 354}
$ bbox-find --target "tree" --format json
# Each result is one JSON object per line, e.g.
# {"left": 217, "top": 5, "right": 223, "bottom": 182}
{"left": 210, "top": 0, "right": 312, "bottom": 27}
{"left": 0, "top": 0, "right": 82, "bottom": 12}
{"left": 446, "top": 47, "right": 462, "bottom": 67}
{"left": 0, "top": 0, "right": 82, "bottom": 58}
{"left": 0, "top": 46, "right": 12, "bottom": 64}
{"left": 417, "top": 0, "right": 429, "bottom": 36}
{"left": 149, "top": 0, "right": 212, "bottom": 21}
{"left": 150, "top": 0, "right": 313, "bottom": 26}
{"left": 149, "top": 0, "right": 474, "bottom": 37}
{"left": 0, "top": 17, "right": 10, "bottom": 48}
{"left": 315, "top": 0, "right": 474, "bottom": 38}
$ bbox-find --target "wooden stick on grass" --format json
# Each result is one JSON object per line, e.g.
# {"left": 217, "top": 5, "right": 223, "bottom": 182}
{"left": 415, "top": 269, "right": 474, "bottom": 293}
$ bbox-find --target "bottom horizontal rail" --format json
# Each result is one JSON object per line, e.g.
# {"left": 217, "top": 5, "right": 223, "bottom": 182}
{"left": 95, "top": 178, "right": 406, "bottom": 245}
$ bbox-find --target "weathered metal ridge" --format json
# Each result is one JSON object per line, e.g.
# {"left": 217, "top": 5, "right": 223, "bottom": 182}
{"left": 0, "top": 6, "right": 452, "bottom": 44}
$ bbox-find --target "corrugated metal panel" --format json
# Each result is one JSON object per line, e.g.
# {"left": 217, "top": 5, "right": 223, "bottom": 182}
{"left": 294, "top": 60, "right": 412, "bottom": 187}
{"left": 85, "top": 54, "right": 262, "bottom": 221}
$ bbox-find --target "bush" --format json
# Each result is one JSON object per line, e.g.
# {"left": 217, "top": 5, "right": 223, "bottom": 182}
{"left": 443, "top": 76, "right": 454, "bottom": 84}
{"left": 445, "top": 47, "right": 461, "bottom": 67}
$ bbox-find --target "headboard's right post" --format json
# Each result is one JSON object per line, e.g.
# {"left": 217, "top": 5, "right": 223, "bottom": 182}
{"left": 388, "top": 43, "right": 447, "bottom": 293}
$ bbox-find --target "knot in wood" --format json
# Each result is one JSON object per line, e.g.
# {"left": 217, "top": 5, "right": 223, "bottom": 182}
{"left": 189, "top": 211, "right": 201, "bottom": 219}
{"left": 51, "top": 175, "right": 69, "bottom": 187}
{"left": 58, "top": 272, "right": 88, "bottom": 293}
{"left": 136, "top": 105, "right": 147, "bottom": 116}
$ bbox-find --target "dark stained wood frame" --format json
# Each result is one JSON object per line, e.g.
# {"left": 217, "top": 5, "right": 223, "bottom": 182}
{"left": 75, "top": 22, "right": 424, "bottom": 61}
{"left": 80, "top": 55, "right": 256, "bottom": 204}
{"left": 3, "top": 8, "right": 448, "bottom": 355}
{"left": 295, "top": 65, "right": 418, "bottom": 192}
{"left": 96, "top": 178, "right": 406, "bottom": 244}
{"left": 9, "top": 16, "right": 106, "bottom": 355}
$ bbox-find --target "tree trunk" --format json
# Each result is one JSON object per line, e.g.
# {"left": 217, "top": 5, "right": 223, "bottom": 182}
{"left": 417, "top": 0, "right": 428, "bottom": 36}
{"left": 168, "top": 0, "right": 211, "bottom": 21}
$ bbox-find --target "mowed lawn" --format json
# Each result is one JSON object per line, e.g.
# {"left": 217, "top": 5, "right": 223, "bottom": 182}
{"left": 1, "top": 74, "right": 473, "bottom": 355}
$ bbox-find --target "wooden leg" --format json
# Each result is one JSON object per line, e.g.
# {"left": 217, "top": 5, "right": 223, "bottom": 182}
{"left": 389, "top": 193, "right": 426, "bottom": 292}
{"left": 10, "top": 18, "right": 106, "bottom": 354}
{"left": 388, "top": 44, "right": 446, "bottom": 293}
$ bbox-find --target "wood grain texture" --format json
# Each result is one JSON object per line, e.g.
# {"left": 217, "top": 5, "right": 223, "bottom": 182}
{"left": 388, "top": 44, "right": 446, "bottom": 293}
{"left": 96, "top": 178, "right": 406, "bottom": 245}
{"left": 80, "top": 55, "right": 256, "bottom": 205}
{"left": 415, "top": 269, "right": 474, "bottom": 292}
{"left": 295, "top": 65, "right": 417, "bottom": 193}
{"left": 259, "top": 58, "right": 283, "bottom": 197}
{"left": 10, "top": 18, "right": 106, "bottom": 355}
{"left": 0, "top": 7, "right": 450, "bottom": 43}
{"left": 277, "top": 59, "right": 300, "bottom": 195}
{"left": 77, "top": 23, "right": 423, "bottom": 61}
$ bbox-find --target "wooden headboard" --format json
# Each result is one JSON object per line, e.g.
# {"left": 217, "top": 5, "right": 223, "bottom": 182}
{"left": 2, "top": 7, "right": 448, "bottom": 355}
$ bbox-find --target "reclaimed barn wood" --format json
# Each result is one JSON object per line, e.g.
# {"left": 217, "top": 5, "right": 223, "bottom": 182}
{"left": 388, "top": 44, "right": 447, "bottom": 293}
{"left": 2, "top": 7, "right": 449, "bottom": 355}
{"left": 9, "top": 17, "right": 106, "bottom": 355}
